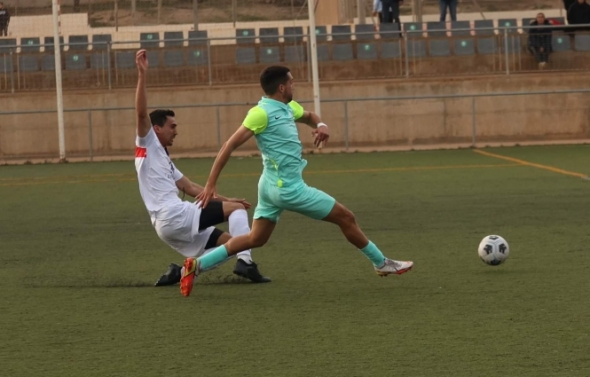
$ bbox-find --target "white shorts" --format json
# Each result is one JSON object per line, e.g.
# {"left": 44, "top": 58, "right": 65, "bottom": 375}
{"left": 153, "top": 201, "right": 216, "bottom": 258}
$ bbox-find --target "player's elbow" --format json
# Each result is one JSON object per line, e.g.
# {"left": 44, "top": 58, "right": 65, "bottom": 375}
{"left": 310, "top": 112, "right": 322, "bottom": 125}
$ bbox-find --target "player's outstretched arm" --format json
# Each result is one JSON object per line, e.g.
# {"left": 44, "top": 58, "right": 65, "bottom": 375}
{"left": 135, "top": 50, "right": 151, "bottom": 138}
{"left": 296, "top": 110, "right": 330, "bottom": 148}
{"left": 175, "top": 176, "right": 205, "bottom": 197}
{"left": 195, "top": 125, "right": 255, "bottom": 208}
{"left": 176, "top": 175, "right": 252, "bottom": 208}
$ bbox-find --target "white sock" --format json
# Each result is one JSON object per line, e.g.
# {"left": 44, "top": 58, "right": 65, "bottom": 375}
{"left": 229, "top": 209, "right": 253, "bottom": 264}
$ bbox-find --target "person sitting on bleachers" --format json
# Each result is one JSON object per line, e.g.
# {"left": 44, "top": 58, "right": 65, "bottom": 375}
{"left": 567, "top": 0, "right": 590, "bottom": 33}
{"left": 527, "top": 13, "right": 553, "bottom": 69}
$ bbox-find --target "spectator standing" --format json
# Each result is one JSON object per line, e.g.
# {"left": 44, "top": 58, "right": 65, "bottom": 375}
{"left": 527, "top": 13, "right": 553, "bottom": 69}
{"left": 381, "top": 0, "right": 403, "bottom": 25}
{"left": 439, "top": 0, "right": 458, "bottom": 22}
{"left": 567, "top": 0, "right": 590, "bottom": 32}
{"left": 0, "top": 3, "right": 10, "bottom": 37}
{"left": 373, "top": 0, "right": 389, "bottom": 24}
{"left": 564, "top": 0, "right": 576, "bottom": 12}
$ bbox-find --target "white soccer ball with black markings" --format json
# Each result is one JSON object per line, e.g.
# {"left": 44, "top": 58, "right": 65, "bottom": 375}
{"left": 478, "top": 235, "right": 510, "bottom": 266}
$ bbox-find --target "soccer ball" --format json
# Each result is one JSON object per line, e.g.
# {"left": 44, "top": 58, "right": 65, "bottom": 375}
{"left": 478, "top": 235, "right": 510, "bottom": 266}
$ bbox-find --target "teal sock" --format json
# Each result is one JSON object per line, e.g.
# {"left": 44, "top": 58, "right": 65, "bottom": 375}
{"left": 360, "top": 241, "right": 386, "bottom": 267}
{"left": 198, "top": 245, "right": 229, "bottom": 271}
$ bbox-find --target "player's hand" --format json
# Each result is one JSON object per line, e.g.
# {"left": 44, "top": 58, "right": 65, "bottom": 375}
{"left": 136, "top": 49, "right": 148, "bottom": 74}
{"left": 196, "top": 184, "right": 217, "bottom": 209}
{"left": 227, "top": 198, "right": 252, "bottom": 209}
{"left": 312, "top": 125, "right": 330, "bottom": 148}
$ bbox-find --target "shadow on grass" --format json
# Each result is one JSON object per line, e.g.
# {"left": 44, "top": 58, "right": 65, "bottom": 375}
{"left": 24, "top": 273, "right": 252, "bottom": 288}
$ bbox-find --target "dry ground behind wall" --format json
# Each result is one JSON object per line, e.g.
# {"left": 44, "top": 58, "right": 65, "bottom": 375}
{"left": 12, "top": 0, "right": 564, "bottom": 26}
{"left": 1, "top": 72, "right": 590, "bottom": 161}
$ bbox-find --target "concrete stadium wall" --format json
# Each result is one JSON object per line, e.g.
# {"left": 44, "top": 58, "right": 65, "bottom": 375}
{"left": 1, "top": 72, "right": 590, "bottom": 161}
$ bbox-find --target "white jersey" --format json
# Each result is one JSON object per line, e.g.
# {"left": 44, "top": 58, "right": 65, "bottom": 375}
{"left": 134, "top": 127, "right": 216, "bottom": 257}
{"left": 135, "top": 128, "right": 184, "bottom": 224}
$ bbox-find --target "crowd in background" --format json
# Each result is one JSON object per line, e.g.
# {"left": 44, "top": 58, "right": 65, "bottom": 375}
{"left": 1, "top": 0, "right": 590, "bottom": 72}
{"left": 369, "top": 0, "right": 590, "bottom": 70}
{"left": 526, "top": 0, "right": 590, "bottom": 68}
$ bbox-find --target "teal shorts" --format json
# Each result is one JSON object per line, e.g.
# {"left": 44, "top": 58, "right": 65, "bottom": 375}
{"left": 254, "top": 179, "right": 336, "bottom": 223}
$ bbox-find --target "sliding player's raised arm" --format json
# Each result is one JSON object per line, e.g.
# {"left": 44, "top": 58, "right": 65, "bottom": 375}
{"left": 134, "top": 50, "right": 151, "bottom": 138}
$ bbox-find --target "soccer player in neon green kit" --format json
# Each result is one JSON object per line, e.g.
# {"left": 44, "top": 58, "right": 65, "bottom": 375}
{"left": 181, "top": 66, "right": 413, "bottom": 296}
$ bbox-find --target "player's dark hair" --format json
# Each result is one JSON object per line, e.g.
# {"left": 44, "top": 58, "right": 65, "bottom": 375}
{"left": 149, "top": 109, "right": 175, "bottom": 127}
{"left": 260, "top": 66, "right": 291, "bottom": 95}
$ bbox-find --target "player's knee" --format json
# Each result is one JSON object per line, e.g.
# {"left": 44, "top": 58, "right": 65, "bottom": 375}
{"left": 340, "top": 207, "right": 357, "bottom": 226}
{"left": 222, "top": 201, "right": 246, "bottom": 217}
{"left": 326, "top": 203, "right": 357, "bottom": 227}
{"left": 227, "top": 201, "right": 246, "bottom": 211}
{"left": 232, "top": 203, "right": 246, "bottom": 211}
{"left": 336, "top": 206, "right": 356, "bottom": 227}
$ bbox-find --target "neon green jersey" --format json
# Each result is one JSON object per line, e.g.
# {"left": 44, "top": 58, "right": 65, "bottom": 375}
{"left": 243, "top": 97, "right": 306, "bottom": 187}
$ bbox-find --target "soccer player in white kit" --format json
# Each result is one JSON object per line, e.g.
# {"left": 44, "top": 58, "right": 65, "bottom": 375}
{"left": 134, "top": 49, "right": 270, "bottom": 286}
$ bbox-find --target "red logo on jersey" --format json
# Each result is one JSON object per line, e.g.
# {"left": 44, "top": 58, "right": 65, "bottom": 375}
{"left": 135, "top": 147, "right": 147, "bottom": 158}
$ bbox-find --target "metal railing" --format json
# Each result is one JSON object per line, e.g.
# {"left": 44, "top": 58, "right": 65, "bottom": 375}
{"left": 1, "top": 24, "right": 590, "bottom": 93}
{"left": 1, "top": 88, "right": 590, "bottom": 161}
